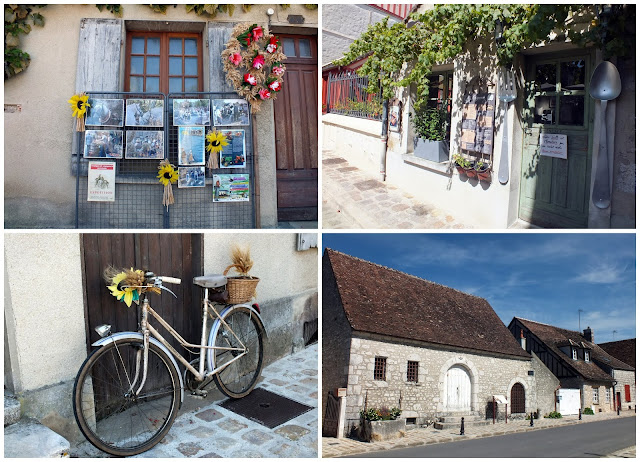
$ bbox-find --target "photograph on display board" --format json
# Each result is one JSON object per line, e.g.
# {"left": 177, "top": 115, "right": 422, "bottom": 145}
{"left": 178, "top": 166, "right": 206, "bottom": 188}
{"left": 219, "top": 130, "right": 246, "bottom": 168}
{"left": 212, "top": 174, "right": 250, "bottom": 202}
{"left": 85, "top": 99, "right": 124, "bottom": 127}
{"left": 212, "top": 99, "right": 250, "bottom": 126}
{"left": 125, "top": 99, "right": 164, "bottom": 127}
{"left": 84, "top": 130, "right": 123, "bottom": 158}
{"left": 178, "top": 126, "right": 205, "bottom": 165}
{"left": 87, "top": 161, "right": 116, "bottom": 201}
{"left": 173, "top": 99, "right": 211, "bottom": 126}
{"left": 125, "top": 131, "right": 164, "bottom": 159}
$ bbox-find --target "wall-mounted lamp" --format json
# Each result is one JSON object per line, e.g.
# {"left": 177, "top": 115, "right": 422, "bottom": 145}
{"left": 266, "top": 7, "right": 274, "bottom": 28}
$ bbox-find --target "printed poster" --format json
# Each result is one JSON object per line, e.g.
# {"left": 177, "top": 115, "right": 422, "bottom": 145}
{"left": 173, "top": 99, "right": 211, "bottom": 126}
{"left": 87, "top": 161, "right": 116, "bottom": 202}
{"left": 85, "top": 99, "right": 124, "bottom": 127}
{"left": 125, "top": 131, "right": 164, "bottom": 159}
{"left": 212, "top": 174, "right": 250, "bottom": 202}
{"left": 125, "top": 99, "right": 164, "bottom": 127}
{"left": 178, "top": 166, "right": 205, "bottom": 188}
{"left": 84, "top": 130, "right": 123, "bottom": 158}
{"left": 219, "top": 130, "right": 246, "bottom": 168}
{"left": 178, "top": 126, "right": 205, "bottom": 165}
{"left": 212, "top": 99, "right": 250, "bottom": 126}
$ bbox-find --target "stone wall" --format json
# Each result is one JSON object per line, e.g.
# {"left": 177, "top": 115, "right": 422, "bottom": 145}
{"left": 531, "top": 351, "right": 561, "bottom": 416}
{"left": 612, "top": 369, "right": 636, "bottom": 410}
{"left": 321, "top": 252, "right": 354, "bottom": 428}
{"left": 343, "top": 333, "right": 538, "bottom": 432}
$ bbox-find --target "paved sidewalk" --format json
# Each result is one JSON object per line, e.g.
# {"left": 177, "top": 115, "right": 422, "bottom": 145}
{"left": 73, "top": 343, "right": 318, "bottom": 458}
{"left": 607, "top": 446, "right": 636, "bottom": 458}
{"left": 322, "top": 410, "right": 635, "bottom": 457}
{"left": 322, "top": 150, "right": 473, "bottom": 229}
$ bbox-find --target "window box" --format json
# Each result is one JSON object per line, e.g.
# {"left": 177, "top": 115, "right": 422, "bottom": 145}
{"left": 413, "top": 139, "right": 449, "bottom": 163}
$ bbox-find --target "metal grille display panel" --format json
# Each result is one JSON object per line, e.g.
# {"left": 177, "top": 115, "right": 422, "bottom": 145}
{"left": 75, "top": 91, "right": 255, "bottom": 229}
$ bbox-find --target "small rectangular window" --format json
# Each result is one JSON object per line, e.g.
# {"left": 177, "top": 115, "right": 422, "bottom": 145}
{"left": 593, "top": 387, "right": 599, "bottom": 404}
{"left": 584, "top": 351, "right": 590, "bottom": 362}
{"left": 407, "top": 361, "right": 419, "bottom": 383}
{"left": 605, "top": 388, "right": 610, "bottom": 403}
{"left": 572, "top": 348, "right": 578, "bottom": 360}
{"left": 374, "top": 357, "right": 387, "bottom": 381}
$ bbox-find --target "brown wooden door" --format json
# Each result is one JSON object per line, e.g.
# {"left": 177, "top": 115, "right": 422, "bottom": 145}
{"left": 510, "top": 382, "right": 525, "bottom": 413}
{"left": 274, "top": 34, "right": 318, "bottom": 221}
{"left": 82, "top": 234, "right": 203, "bottom": 362}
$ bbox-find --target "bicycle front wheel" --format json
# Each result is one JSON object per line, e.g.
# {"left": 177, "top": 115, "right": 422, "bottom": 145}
{"left": 212, "top": 306, "right": 265, "bottom": 398}
{"left": 73, "top": 339, "right": 181, "bottom": 456}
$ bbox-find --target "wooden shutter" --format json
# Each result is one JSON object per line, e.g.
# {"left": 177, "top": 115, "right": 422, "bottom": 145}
{"left": 625, "top": 384, "right": 631, "bottom": 402}
{"left": 207, "top": 22, "right": 235, "bottom": 91}
{"left": 76, "top": 18, "right": 122, "bottom": 92}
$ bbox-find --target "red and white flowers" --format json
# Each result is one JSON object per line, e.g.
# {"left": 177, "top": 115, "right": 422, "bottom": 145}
{"left": 252, "top": 54, "right": 265, "bottom": 70}
{"left": 266, "top": 36, "right": 280, "bottom": 53}
{"left": 229, "top": 53, "right": 242, "bottom": 66}
{"left": 258, "top": 88, "right": 271, "bottom": 100}
{"left": 243, "top": 73, "right": 257, "bottom": 86}
{"left": 268, "top": 80, "right": 281, "bottom": 92}
{"left": 252, "top": 25, "right": 264, "bottom": 42}
{"left": 272, "top": 65, "right": 285, "bottom": 76}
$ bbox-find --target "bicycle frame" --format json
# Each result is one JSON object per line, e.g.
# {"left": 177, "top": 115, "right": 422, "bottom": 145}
{"left": 125, "top": 287, "right": 259, "bottom": 396}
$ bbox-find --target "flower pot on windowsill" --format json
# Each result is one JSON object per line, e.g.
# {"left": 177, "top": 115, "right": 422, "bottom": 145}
{"left": 413, "top": 138, "right": 449, "bottom": 163}
{"left": 475, "top": 162, "right": 492, "bottom": 182}
{"left": 465, "top": 161, "right": 477, "bottom": 178}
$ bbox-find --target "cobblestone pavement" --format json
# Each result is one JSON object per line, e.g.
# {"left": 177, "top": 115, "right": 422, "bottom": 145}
{"left": 322, "top": 410, "right": 636, "bottom": 457}
{"left": 322, "top": 150, "right": 473, "bottom": 229}
{"left": 607, "top": 446, "right": 636, "bottom": 458}
{"left": 73, "top": 343, "right": 318, "bottom": 458}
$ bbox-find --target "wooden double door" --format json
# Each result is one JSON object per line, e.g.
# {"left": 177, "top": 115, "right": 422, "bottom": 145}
{"left": 519, "top": 51, "right": 595, "bottom": 228}
{"left": 273, "top": 34, "right": 318, "bottom": 221}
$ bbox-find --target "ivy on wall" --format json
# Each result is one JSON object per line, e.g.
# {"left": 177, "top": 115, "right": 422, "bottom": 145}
{"left": 5, "top": 3, "right": 316, "bottom": 80}
{"left": 335, "top": 4, "right": 635, "bottom": 111}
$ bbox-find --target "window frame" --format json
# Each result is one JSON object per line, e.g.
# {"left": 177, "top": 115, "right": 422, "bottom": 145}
{"left": 593, "top": 387, "right": 599, "bottom": 404}
{"left": 584, "top": 350, "right": 590, "bottom": 362}
{"left": 125, "top": 31, "right": 204, "bottom": 94}
{"left": 406, "top": 360, "right": 419, "bottom": 383}
{"left": 572, "top": 348, "right": 578, "bottom": 360}
{"left": 424, "top": 70, "right": 454, "bottom": 140}
{"left": 374, "top": 356, "right": 387, "bottom": 381}
{"left": 605, "top": 388, "right": 610, "bottom": 403}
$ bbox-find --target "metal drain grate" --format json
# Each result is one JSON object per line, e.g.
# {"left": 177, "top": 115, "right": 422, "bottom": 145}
{"left": 220, "top": 388, "right": 313, "bottom": 429}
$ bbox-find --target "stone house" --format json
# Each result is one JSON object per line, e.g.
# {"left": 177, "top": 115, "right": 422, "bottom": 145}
{"left": 508, "top": 318, "right": 635, "bottom": 413}
{"left": 4, "top": 4, "right": 318, "bottom": 228}
{"left": 598, "top": 338, "right": 636, "bottom": 410}
{"left": 322, "top": 4, "right": 636, "bottom": 229}
{"left": 4, "top": 232, "right": 318, "bottom": 444}
{"left": 322, "top": 248, "right": 559, "bottom": 436}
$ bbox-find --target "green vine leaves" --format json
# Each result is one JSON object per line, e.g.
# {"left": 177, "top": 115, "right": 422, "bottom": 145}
{"left": 335, "top": 4, "right": 635, "bottom": 111}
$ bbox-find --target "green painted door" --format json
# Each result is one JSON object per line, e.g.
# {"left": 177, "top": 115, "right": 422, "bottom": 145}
{"left": 519, "top": 51, "right": 595, "bottom": 228}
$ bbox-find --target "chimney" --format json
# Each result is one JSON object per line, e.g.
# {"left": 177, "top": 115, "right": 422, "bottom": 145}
{"left": 520, "top": 329, "right": 526, "bottom": 350}
{"left": 583, "top": 327, "right": 593, "bottom": 342}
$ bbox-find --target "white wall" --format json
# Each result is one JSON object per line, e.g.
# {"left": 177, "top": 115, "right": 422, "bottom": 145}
{"left": 4, "top": 234, "right": 87, "bottom": 392}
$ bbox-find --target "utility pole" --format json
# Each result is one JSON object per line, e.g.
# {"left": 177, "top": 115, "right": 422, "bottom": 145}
{"left": 578, "top": 309, "right": 584, "bottom": 331}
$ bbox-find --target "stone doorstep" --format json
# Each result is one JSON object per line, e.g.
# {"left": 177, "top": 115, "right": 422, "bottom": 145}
{"left": 434, "top": 420, "right": 491, "bottom": 430}
{"left": 4, "top": 394, "right": 21, "bottom": 427}
{"left": 4, "top": 418, "right": 70, "bottom": 458}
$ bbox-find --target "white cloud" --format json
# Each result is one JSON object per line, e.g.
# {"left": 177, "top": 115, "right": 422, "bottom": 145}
{"left": 572, "top": 262, "right": 628, "bottom": 284}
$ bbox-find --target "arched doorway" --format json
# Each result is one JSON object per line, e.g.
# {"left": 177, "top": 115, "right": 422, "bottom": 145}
{"left": 446, "top": 365, "right": 471, "bottom": 411}
{"left": 510, "top": 382, "right": 525, "bottom": 413}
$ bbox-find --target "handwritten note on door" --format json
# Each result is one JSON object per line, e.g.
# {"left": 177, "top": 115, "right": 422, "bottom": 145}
{"left": 540, "top": 133, "right": 567, "bottom": 159}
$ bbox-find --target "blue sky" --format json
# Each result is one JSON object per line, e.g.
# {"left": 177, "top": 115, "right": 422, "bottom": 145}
{"left": 323, "top": 233, "right": 636, "bottom": 342}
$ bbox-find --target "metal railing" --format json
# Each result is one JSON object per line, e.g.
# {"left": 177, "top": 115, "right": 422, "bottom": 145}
{"left": 326, "top": 72, "right": 383, "bottom": 120}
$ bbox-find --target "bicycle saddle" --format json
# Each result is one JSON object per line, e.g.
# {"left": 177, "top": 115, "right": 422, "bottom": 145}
{"left": 193, "top": 274, "right": 227, "bottom": 288}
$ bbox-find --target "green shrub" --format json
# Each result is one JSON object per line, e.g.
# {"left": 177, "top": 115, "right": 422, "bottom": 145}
{"left": 583, "top": 407, "right": 594, "bottom": 415}
{"left": 545, "top": 411, "right": 562, "bottom": 419}
{"left": 360, "top": 407, "right": 402, "bottom": 421}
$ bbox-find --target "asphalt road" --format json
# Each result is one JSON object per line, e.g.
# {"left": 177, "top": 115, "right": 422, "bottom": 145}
{"left": 347, "top": 416, "right": 636, "bottom": 458}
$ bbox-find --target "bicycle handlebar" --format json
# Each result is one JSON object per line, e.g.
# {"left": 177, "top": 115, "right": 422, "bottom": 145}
{"left": 159, "top": 276, "right": 181, "bottom": 285}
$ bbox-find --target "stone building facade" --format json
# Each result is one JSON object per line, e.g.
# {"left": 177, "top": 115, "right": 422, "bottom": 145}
{"left": 322, "top": 248, "right": 560, "bottom": 436}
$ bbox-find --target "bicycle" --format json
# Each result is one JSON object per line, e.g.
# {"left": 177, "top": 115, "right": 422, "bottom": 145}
{"left": 72, "top": 270, "right": 266, "bottom": 456}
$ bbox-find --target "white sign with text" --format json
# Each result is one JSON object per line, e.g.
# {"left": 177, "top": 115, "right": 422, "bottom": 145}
{"left": 540, "top": 133, "right": 568, "bottom": 159}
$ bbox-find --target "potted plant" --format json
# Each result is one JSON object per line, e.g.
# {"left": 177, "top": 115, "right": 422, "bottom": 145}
{"left": 466, "top": 159, "right": 478, "bottom": 178}
{"left": 452, "top": 154, "right": 469, "bottom": 175}
{"left": 475, "top": 160, "right": 491, "bottom": 182}
{"left": 411, "top": 104, "right": 449, "bottom": 162}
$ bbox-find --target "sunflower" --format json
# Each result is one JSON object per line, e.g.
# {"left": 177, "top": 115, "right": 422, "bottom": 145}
{"left": 157, "top": 162, "right": 178, "bottom": 186}
{"left": 206, "top": 130, "right": 229, "bottom": 153}
{"left": 68, "top": 93, "right": 91, "bottom": 119}
{"left": 107, "top": 269, "right": 141, "bottom": 308}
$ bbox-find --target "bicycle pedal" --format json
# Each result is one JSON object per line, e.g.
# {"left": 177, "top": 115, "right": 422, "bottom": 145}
{"left": 191, "top": 389, "right": 208, "bottom": 398}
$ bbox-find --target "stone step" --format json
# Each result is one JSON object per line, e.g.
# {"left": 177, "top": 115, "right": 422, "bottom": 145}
{"left": 4, "top": 418, "right": 70, "bottom": 458}
{"left": 4, "top": 393, "right": 21, "bottom": 427}
{"left": 434, "top": 418, "right": 491, "bottom": 430}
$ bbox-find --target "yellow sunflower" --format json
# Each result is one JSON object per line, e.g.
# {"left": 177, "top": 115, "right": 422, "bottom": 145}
{"left": 107, "top": 269, "right": 141, "bottom": 307}
{"left": 68, "top": 93, "right": 91, "bottom": 119}
{"left": 157, "top": 162, "right": 178, "bottom": 186}
{"left": 206, "top": 130, "right": 229, "bottom": 153}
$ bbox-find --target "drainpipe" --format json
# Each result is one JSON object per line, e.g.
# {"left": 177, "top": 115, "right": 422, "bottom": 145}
{"left": 379, "top": 98, "right": 389, "bottom": 181}
{"left": 554, "top": 384, "right": 561, "bottom": 413}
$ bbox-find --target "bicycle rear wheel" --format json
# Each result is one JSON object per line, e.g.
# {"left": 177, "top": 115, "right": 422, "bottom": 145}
{"left": 212, "top": 306, "right": 265, "bottom": 398}
{"left": 73, "top": 339, "right": 181, "bottom": 456}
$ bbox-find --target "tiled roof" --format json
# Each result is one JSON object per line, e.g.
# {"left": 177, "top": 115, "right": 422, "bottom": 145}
{"left": 325, "top": 249, "right": 530, "bottom": 359}
{"left": 515, "top": 318, "right": 634, "bottom": 383}
{"left": 598, "top": 339, "right": 636, "bottom": 369}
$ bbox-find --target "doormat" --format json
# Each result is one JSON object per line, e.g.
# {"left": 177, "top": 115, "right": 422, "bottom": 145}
{"left": 219, "top": 387, "right": 313, "bottom": 429}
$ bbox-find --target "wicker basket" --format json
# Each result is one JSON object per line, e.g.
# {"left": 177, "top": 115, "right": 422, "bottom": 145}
{"left": 223, "top": 266, "right": 259, "bottom": 304}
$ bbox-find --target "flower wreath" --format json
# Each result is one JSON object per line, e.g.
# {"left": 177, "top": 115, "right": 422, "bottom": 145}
{"left": 221, "top": 23, "right": 286, "bottom": 113}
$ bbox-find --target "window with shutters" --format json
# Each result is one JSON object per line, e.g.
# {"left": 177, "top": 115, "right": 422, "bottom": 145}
{"left": 406, "top": 361, "right": 419, "bottom": 383}
{"left": 374, "top": 357, "right": 387, "bottom": 381}
{"left": 125, "top": 32, "right": 203, "bottom": 94}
